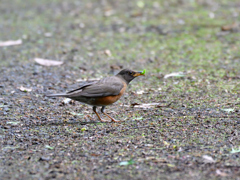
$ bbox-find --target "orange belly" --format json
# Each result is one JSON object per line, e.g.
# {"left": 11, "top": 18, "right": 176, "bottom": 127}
{"left": 91, "top": 81, "right": 127, "bottom": 106}
{"left": 93, "top": 95, "right": 122, "bottom": 106}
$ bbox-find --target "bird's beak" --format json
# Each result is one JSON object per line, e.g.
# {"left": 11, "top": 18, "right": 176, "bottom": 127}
{"left": 133, "top": 69, "right": 146, "bottom": 77}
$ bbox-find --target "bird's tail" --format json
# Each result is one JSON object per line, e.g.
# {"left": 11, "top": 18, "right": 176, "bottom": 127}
{"left": 46, "top": 93, "right": 68, "bottom": 98}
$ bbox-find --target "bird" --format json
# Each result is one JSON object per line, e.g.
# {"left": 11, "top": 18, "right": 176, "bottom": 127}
{"left": 46, "top": 69, "right": 145, "bottom": 122}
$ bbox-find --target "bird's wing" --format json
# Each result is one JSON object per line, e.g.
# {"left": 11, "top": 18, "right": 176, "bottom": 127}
{"left": 66, "top": 81, "right": 97, "bottom": 94}
{"left": 67, "top": 76, "right": 124, "bottom": 98}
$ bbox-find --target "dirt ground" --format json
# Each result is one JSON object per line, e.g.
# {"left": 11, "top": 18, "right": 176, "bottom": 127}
{"left": 1, "top": 0, "right": 240, "bottom": 179}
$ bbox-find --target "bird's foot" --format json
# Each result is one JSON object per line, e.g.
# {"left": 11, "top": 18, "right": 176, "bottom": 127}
{"left": 103, "top": 113, "right": 122, "bottom": 123}
{"left": 99, "top": 119, "right": 112, "bottom": 123}
{"left": 110, "top": 118, "right": 122, "bottom": 123}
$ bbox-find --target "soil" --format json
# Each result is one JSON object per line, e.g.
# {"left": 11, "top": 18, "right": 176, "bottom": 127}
{"left": 1, "top": 0, "right": 240, "bottom": 179}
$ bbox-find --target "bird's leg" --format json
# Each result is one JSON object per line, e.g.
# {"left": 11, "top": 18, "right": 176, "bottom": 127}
{"left": 93, "top": 106, "right": 111, "bottom": 122}
{"left": 101, "top": 106, "right": 121, "bottom": 122}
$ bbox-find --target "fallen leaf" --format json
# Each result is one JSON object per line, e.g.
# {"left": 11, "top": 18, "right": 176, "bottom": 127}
{"left": 0, "top": 39, "right": 22, "bottom": 47}
{"left": 221, "top": 22, "right": 238, "bottom": 31}
{"left": 44, "top": 32, "right": 52, "bottom": 37}
{"left": 230, "top": 147, "right": 240, "bottom": 153}
{"left": 34, "top": 58, "right": 63, "bottom": 66}
{"left": 129, "top": 102, "right": 172, "bottom": 109}
{"left": 130, "top": 12, "right": 143, "bottom": 17}
{"left": 0, "top": 104, "right": 6, "bottom": 108}
{"left": 2, "top": 146, "right": 19, "bottom": 150}
{"left": 202, "top": 155, "right": 216, "bottom": 163}
{"left": 104, "top": 49, "right": 112, "bottom": 56}
{"left": 163, "top": 141, "right": 170, "bottom": 147}
{"left": 90, "top": 153, "right": 100, "bottom": 157}
{"left": 167, "top": 164, "right": 175, "bottom": 167}
{"left": 63, "top": 98, "right": 72, "bottom": 104}
{"left": 130, "top": 102, "right": 140, "bottom": 106}
{"left": 22, "top": 96, "right": 32, "bottom": 99}
{"left": 69, "top": 111, "right": 83, "bottom": 116}
{"left": 216, "top": 169, "right": 228, "bottom": 177}
{"left": 104, "top": 9, "right": 115, "bottom": 17}
{"left": 164, "top": 72, "right": 185, "bottom": 79}
{"left": 209, "top": 12, "right": 215, "bottom": 19}
{"left": 145, "top": 144, "right": 153, "bottom": 147}
{"left": 45, "top": 145, "right": 54, "bottom": 150}
{"left": 131, "top": 103, "right": 160, "bottom": 109}
{"left": 18, "top": 86, "right": 32, "bottom": 92}
{"left": 39, "top": 156, "right": 50, "bottom": 161}
{"left": 136, "top": 90, "right": 145, "bottom": 94}
{"left": 137, "top": 1, "right": 145, "bottom": 8}
{"left": 7, "top": 121, "right": 20, "bottom": 125}
{"left": 221, "top": 108, "right": 234, "bottom": 113}
{"left": 133, "top": 117, "right": 143, "bottom": 120}
{"left": 173, "top": 145, "right": 177, "bottom": 149}
{"left": 119, "top": 159, "right": 135, "bottom": 166}
{"left": 145, "top": 156, "right": 156, "bottom": 161}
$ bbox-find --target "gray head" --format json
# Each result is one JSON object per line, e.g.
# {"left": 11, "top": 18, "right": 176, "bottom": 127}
{"left": 116, "top": 69, "right": 145, "bottom": 84}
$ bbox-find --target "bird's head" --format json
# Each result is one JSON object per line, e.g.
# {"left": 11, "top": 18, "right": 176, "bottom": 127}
{"left": 116, "top": 69, "right": 145, "bottom": 83}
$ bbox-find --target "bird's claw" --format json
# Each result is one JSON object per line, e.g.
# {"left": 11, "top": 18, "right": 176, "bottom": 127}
{"left": 111, "top": 119, "right": 122, "bottom": 123}
{"left": 99, "top": 119, "right": 112, "bottom": 123}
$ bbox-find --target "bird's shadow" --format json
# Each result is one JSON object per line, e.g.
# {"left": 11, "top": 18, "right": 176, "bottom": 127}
{"left": 31, "top": 121, "right": 112, "bottom": 127}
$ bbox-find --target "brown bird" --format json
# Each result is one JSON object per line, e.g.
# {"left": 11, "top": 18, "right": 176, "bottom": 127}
{"left": 46, "top": 69, "right": 145, "bottom": 122}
